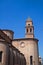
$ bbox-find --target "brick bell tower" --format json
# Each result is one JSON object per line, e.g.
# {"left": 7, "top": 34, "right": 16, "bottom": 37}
{"left": 25, "top": 18, "right": 34, "bottom": 38}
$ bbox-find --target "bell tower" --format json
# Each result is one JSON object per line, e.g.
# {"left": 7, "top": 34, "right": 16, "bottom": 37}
{"left": 25, "top": 18, "right": 34, "bottom": 38}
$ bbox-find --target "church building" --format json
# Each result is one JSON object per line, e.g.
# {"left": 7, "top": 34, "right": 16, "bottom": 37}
{"left": 12, "top": 18, "right": 39, "bottom": 65}
{"left": 0, "top": 18, "right": 39, "bottom": 65}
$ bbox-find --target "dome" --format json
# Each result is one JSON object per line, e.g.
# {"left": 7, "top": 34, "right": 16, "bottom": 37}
{"left": 26, "top": 17, "right": 32, "bottom": 22}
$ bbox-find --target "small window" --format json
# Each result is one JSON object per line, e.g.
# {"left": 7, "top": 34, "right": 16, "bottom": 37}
{"left": 30, "top": 56, "right": 33, "bottom": 65}
{"left": 28, "top": 24, "right": 30, "bottom": 26}
{"left": 0, "top": 51, "right": 2, "bottom": 62}
{"left": 30, "top": 28, "right": 32, "bottom": 33}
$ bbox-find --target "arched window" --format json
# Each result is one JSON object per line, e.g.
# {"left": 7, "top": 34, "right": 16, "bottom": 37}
{"left": 27, "top": 29, "right": 28, "bottom": 33}
{"left": 0, "top": 51, "right": 2, "bottom": 62}
{"left": 30, "top": 56, "right": 33, "bottom": 65}
{"left": 30, "top": 28, "right": 32, "bottom": 33}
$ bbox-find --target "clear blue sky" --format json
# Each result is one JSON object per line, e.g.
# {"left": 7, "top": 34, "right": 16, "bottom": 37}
{"left": 0, "top": 0, "right": 43, "bottom": 58}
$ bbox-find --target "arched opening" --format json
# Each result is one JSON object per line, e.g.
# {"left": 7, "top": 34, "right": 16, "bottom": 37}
{"left": 30, "top": 56, "right": 33, "bottom": 65}
{"left": 27, "top": 29, "right": 28, "bottom": 33}
{"left": 0, "top": 51, "right": 2, "bottom": 62}
{"left": 30, "top": 28, "right": 32, "bottom": 33}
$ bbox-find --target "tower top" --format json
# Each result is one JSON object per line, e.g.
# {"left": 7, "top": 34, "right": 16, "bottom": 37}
{"left": 26, "top": 17, "right": 32, "bottom": 22}
{"left": 25, "top": 18, "right": 34, "bottom": 38}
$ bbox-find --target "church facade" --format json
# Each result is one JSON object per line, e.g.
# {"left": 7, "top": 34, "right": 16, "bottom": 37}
{"left": 0, "top": 18, "right": 39, "bottom": 65}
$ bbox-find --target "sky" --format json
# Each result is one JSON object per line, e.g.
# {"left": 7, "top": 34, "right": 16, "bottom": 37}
{"left": 0, "top": 0, "right": 43, "bottom": 58}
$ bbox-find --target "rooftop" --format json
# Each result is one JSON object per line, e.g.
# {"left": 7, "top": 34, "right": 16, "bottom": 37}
{"left": 26, "top": 17, "right": 32, "bottom": 22}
